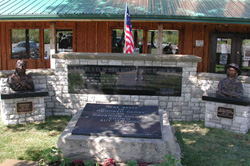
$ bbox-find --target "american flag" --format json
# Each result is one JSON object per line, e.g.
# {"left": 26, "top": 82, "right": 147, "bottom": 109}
{"left": 124, "top": 4, "right": 134, "bottom": 54}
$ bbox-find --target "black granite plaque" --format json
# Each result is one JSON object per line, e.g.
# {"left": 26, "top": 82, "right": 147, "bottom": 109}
{"left": 202, "top": 94, "right": 250, "bottom": 106}
{"left": 217, "top": 106, "right": 234, "bottom": 119}
{"left": 72, "top": 103, "right": 162, "bottom": 139}
{"left": 16, "top": 101, "right": 33, "bottom": 113}
{"left": 1, "top": 90, "right": 49, "bottom": 99}
{"left": 68, "top": 65, "right": 182, "bottom": 96}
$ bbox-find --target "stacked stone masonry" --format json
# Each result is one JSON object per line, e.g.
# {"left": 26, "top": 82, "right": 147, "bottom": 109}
{"left": 0, "top": 53, "right": 250, "bottom": 125}
{"left": 205, "top": 102, "right": 250, "bottom": 134}
{"left": 0, "top": 70, "right": 51, "bottom": 125}
{"left": 1, "top": 97, "right": 45, "bottom": 125}
{"left": 48, "top": 53, "right": 203, "bottom": 121}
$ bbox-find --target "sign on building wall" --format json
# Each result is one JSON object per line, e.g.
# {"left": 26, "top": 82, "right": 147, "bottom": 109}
{"left": 195, "top": 40, "right": 204, "bottom": 47}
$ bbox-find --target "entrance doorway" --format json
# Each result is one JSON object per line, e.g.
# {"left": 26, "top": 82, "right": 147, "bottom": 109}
{"left": 210, "top": 33, "right": 250, "bottom": 76}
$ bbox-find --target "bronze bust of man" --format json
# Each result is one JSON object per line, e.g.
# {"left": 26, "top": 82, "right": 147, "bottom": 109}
{"left": 7, "top": 60, "right": 34, "bottom": 91}
{"left": 216, "top": 63, "right": 243, "bottom": 99}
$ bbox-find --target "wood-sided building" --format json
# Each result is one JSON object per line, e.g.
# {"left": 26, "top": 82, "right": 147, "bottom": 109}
{"left": 1, "top": 0, "right": 250, "bottom": 75}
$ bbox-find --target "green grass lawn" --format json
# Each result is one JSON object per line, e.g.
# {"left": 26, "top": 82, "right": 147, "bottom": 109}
{"left": 0, "top": 116, "right": 250, "bottom": 166}
{"left": 171, "top": 121, "right": 250, "bottom": 166}
{"left": 0, "top": 116, "right": 72, "bottom": 164}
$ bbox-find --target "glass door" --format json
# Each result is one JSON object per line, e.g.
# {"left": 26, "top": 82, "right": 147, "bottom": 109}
{"left": 215, "top": 37, "right": 232, "bottom": 73}
{"left": 210, "top": 33, "right": 250, "bottom": 75}
{"left": 239, "top": 38, "right": 250, "bottom": 76}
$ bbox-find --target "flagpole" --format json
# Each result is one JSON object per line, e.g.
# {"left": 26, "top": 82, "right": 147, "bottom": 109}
{"left": 124, "top": 3, "right": 127, "bottom": 53}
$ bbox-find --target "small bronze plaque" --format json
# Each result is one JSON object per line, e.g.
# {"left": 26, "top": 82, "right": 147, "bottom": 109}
{"left": 16, "top": 101, "right": 33, "bottom": 113}
{"left": 217, "top": 106, "right": 234, "bottom": 119}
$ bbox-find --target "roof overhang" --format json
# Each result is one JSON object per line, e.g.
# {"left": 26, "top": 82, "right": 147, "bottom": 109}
{"left": 1, "top": 14, "right": 250, "bottom": 25}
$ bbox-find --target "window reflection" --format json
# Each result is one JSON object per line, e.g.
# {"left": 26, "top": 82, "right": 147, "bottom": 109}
{"left": 241, "top": 39, "right": 250, "bottom": 75}
{"left": 147, "top": 30, "right": 179, "bottom": 54}
{"left": 56, "top": 29, "right": 73, "bottom": 52}
{"left": 44, "top": 29, "right": 50, "bottom": 59}
{"left": 215, "top": 38, "right": 231, "bottom": 73}
{"left": 11, "top": 29, "right": 39, "bottom": 59}
{"left": 112, "top": 29, "right": 143, "bottom": 53}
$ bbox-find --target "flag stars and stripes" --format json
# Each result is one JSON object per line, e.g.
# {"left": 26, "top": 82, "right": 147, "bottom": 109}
{"left": 124, "top": 4, "right": 134, "bottom": 54}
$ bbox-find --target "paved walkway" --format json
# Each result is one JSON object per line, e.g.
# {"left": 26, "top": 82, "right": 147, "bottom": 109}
{"left": 0, "top": 159, "right": 38, "bottom": 166}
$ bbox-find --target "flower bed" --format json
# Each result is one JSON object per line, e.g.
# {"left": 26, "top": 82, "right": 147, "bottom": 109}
{"left": 38, "top": 147, "right": 183, "bottom": 166}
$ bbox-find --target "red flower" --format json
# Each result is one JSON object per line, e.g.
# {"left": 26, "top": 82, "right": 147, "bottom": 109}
{"left": 104, "top": 158, "right": 116, "bottom": 166}
{"left": 139, "top": 162, "right": 147, "bottom": 166}
{"left": 72, "top": 159, "right": 84, "bottom": 164}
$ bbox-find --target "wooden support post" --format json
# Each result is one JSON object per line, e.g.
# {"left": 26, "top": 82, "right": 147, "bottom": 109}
{"left": 50, "top": 22, "right": 56, "bottom": 69}
{"left": 143, "top": 29, "right": 148, "bottom": 54}
{"left": 157, "top": 23, "right": 163, "bottom": 54}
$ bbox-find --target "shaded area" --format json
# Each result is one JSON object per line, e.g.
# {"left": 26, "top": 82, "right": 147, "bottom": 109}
{"left": 0, "top": 116, "right": 72, "bottom": 163}
{"left": 1, "top": 116, "right": 71, "bottom": 133}
{"left": 202, "top": 93, "right": 250, "bottom": 106}
{"left": 72, "top": 103, "right": 162, "bottom": 139}
{"left": 1, "top": 115, "right": 249, "bottom": 165}
{"left": 1, "top": 90, "right": 48, "bottom": 99}
{"left": 171, "top": 121, "right": 250, "bottom": 166}
{"left": 68, "top": 65, "right": 182, "bottom": 96}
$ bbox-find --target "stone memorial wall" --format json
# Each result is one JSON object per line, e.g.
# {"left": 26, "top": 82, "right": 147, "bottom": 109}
{"left": 50, "top": 53, "right": 203, "bottom": 121}
{"left": 68, "top": 65, "right": 182, "bottom": 96}
{"left": 0, "top": 53, "right": 250, "bottom": 127}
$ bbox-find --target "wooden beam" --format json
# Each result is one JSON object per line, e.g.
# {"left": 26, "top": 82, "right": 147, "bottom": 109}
{"left": 49, "top": 22, "right": 56, "bottom": 69}
{"left": 1, "top": 23, "right": 7, "bottom": 70}
{"left": 157, "top": 23, "right": 163, "bottom": 54}
{"left": 143, "top": 29, "right": 148, "bottom": 54}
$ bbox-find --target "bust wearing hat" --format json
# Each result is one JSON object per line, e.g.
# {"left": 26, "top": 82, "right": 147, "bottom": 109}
{"left": 216, "top": 63, "right": 243, "bottom": 99}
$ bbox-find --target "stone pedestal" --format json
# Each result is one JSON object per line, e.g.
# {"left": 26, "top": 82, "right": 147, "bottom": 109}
{"left": 203, "top": 95, "right": 250, "bottom": 134}
{"left": 57, "top": 106, "right": 181, "bottom": 163}
{"left": 0, "top": 91, "right": 48, "bottom": 125}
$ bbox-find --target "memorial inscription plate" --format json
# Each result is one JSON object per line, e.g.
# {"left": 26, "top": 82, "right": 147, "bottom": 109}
{"left": 16, "top": 101, "right": 33, "bottom": 113}
{"left": 72, "top": 103, "right": 162, "bottom": 139}
{"left": 68, "top": 65, "right": 182, "bottom": 96}
{"left": 217, "top": 106, "right": 234, "bottom": 119}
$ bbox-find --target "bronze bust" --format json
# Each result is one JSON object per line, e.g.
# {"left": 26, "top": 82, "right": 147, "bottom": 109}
{"left": 216, "top": 63, "right": 243, "bottom": 99}
{"left": 7, "top": 60, "right": 34, "bottom": 91}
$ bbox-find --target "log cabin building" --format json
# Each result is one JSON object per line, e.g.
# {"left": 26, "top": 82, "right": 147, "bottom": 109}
{"left": 1, "top": 0, "right": 250, "bottom": 75}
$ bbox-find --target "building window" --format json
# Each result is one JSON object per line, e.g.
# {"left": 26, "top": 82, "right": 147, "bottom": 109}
{"left": 112, "top": 29, "right": 143, "bottom": 53}
{"left": 11, "top": 29, "right": 39, "bottom": 59}
{"left": 56, "top": 29, "right": 73, "bottom": 52}
{"left": 44, "top": 29, "right": 50, "bottom": 59}
{"left": 147, "top": 30, "right": 179, "bottom": 54}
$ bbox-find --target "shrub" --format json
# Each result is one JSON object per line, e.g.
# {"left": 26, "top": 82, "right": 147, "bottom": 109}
{"left": 39, "top": 147, "right": 72, "bottom": 166}
{"left": 158, "top": 154, "right": 183, "bottom": 166}
{"left": 127, "top": 160, "right": 137, "bottom": 166}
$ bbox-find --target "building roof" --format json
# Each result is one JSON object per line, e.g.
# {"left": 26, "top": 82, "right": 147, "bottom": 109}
{"left": 1, "top": 0, "right": 250, "bottom": 24}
